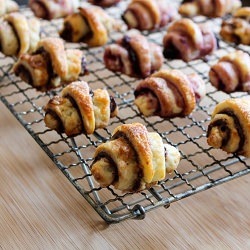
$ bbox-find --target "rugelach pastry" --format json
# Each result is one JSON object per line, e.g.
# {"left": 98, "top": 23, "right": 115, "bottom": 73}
{"left": 29, "top": 0, "right": 79, "bottom": 20}
{"left": 207, "top": 98, "right": 250, "bottom": 157}
{"left": 0, "top": 0, "right": 19, "bottom": 16}
{"left": 44, "top": 81, "right": 118, "bottom": 136}
{"left": 134, "top": 69, "right": 206, "bottom": 118}
{"left": 104, "top": 33, "right": 163, "bottom": 78}
{"left": 163, "top": 18, "right": 217, "bottom": 62}
{"left": 13, "top": 37, "right": 87, "bottom": 91}
{"left": 122, "top": 0, "right": 179, "bottom": 31}
{"left": 178, "top": 0, "right": 241, "bottom": 17}
{"left": 88, "top": 0, "right": 121, "bottom": 7}
{"left": 91, "top": 123, "right": 181, "bottom": 192}
{"left": 220, "top": 7, "right": 250, "bottom": 45}
{"left": 60, "top": 6, "right": 118, "bottom": 47}
{"left": 0, "top": 13, "right": 40, "bottom": 57}
{"left": 209, "top": 50, "right": 250, "bottom": 93}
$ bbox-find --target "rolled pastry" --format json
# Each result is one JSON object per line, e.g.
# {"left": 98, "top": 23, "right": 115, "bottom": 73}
{"left": 44, "top": 81, "right": 118, "bottom": 136}
{"left": 163, "top": 18, "right": 217, "bottom": 62}
{"left": 13, "top": 37, "right": 87, "bottom": 91}
{"left": 122, "top": 0, "right": 179, "bottom": 31}
{"left": 0, "top": 13, "right": 40, "bottom": 57}
{"left": 0, "top": 0, "right": 19, "bottom": 16}
{"left": 179, "top": 0, "right": 241, "bottom": 17}
{"left": 207, "top": 98, "right": 250, "bottom": 157}
{"left": 60, "top": 6, "right": 117, "bottom": 47}
{"left": 134, "top": 69, "right": 206, "bottom": 118}
{"left": 220, "top": 7, "right": 250, "bottom": 45}
{"left": 29, "top": 0, "right": 79, "bottom": 20}
{"left": 91, "top": 123, "right": 181, "bottom": 192}
{"left": 104, "top": 33, "right": 163, "bottom": 78}
{"left": 209, "top": 50, "right": 250, "bottom": 93}
{"left": 88, "top": 0, "right": 121, "bottom": 7}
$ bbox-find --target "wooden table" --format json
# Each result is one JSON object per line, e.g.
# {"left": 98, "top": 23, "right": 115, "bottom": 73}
{"left": 0, "top": 101, "right": 249, "bottom": 249}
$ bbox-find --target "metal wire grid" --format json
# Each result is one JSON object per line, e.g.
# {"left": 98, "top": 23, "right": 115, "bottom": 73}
{"left": 1, "top": 3, "right": 250, "bottom": 223}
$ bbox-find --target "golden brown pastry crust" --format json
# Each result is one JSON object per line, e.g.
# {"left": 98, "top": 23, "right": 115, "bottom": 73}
{"left": 179, "top": 0, "right": 241, "bottom": 17}
{"left": 220, "top": 7, "right": 250, "bottom": 45}
{"left": 0, "top": 13, "right": 40, "bottom": 57}
{"left": 29, "top": 0, "right": 79, "bottom": 20}
{"left": 207, "top": 98, "right": 250, "bottom": 157}
{"left": 13, "top": 37, "right": 86, "bottom": 91}
{"left": 91, "top": 123, "right": 181, "bottom": 192}
{"left": 163, "top": 18, "right": 217, "bottom": 62}
{"left": 104, "top": 33, "right": 163, "bottom": 78}
{"left": 209, "top": 50, "right": 250, "bottom": 93}
{"left": 122, "top": 0, "right": 178, "bottom": 31}
{"left": 0, "top": 0, "right": 19, "bottom": 16}
{"left": 134, "top": 69, "right": 206, "bottom": 118}
{"left": 60, "top": 6, "right": 117, "bottom": 47}
{"left": 44, "top": 81, "right": 118, "bottom": 136}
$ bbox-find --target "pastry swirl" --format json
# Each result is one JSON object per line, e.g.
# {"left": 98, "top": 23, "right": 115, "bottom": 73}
{"left": 29, "top": 0, "right": 79, "bottom": 20}
{"left": 0, "top": 13, "right": 40, "bottom": 57}
{"left": 207, "top": 98, "right": 250, "bottom": 157}
{"left": 122, "top": 0, "right": 178, "bottom": 31}
{"left": 104, "top": 33, "right": 163, "bottom": 78}
{"left": 60, "top": 6, "right": 117, "bottom": 47}
{"left": 44, "top": 81, "right": 118, "bottom": 136}
{"left": 91, "top": 123, "right": 180, "bottom": 192}
{"left": 220, "top": 7, "right": 250, "bottom": 45}
{"left": 163, "top": 18, "right": 217, "bottom": 62}
{"left": 13, "top": 37, "right": 87, "bottom": 91}
{"left": 209, "top": 50, "right": 250, "bottom": 93}
{"left": 134, "top": 69, "right": 206, "bottom": 118}
{"left": 179, "top": 0, "right": 241, "bottom": 17}
{"left": 88, "top": 0, "right": 121, "bottom": 7}
{"left": 0, "top": 0, "right": 19, "bottom": 16}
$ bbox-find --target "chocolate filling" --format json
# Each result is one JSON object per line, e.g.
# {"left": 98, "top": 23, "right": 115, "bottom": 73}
{"left": 210, "top": 68, "right": 226, "bottom": 91}
{"left": 207, "top": 109, "right": 245, "bottom": 153}
{"left": 60, "top": 22, "right": 73, "bottom": 42}
{"left": 122, "top": 35, "right": 142, "bottom": 76}
{"left": 92, "top": 152, "right": 119, "bottom": 184}
{"left": 163, "top": 42, "right": 181, "bottom": 60}
{"left": 134, "top": 88, "right": 160, "bottom": 115}
{"left": 109, "top": 96, "right": 117, "bottom": 116}
{"left": 32, "top": 1, "right": 50, "bottom": 20}
{"left": 64, "top": 95, "right": 85, "bottom": 133}
{"left": 45, "top": 110, "right": 64, "bottom": 134}
{"left": 181, "top": 0, "right": 195, "bottom": 3}
{"left": 14, "top": 65, "right": 33, "bottom": 86}
{"left": 33, "top": 47, "right": 56, "bottom": 88}
{"left": 207, "top": 119, "right": 231, "bottom": 147}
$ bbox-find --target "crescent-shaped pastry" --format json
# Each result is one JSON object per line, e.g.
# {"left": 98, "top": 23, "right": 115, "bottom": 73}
{"left": 60, "top": 6, "right": 117, "bottom": 47}
{"left": 0, "top": 13, "right": 40, "bottom": 57}
{"left": 0, "top": 0, "right": 19, "bottom": 16}
{"left": 91, "top": 123, "right": 181, "bottom": 192}
{"left": 209, "top": 50, "right": 250, "bottom": 93}
{"left": 13, "top": 37, "right": 87, "bottom": 91}
{"left": 122, "top": 0, "right": 179, "bottom": 31}
{"left": 29, "top": 0, "right": 79, "bottom": 20}
{"left": 104, "top": 33, "right": 163, "bottom": 78}
{"left": 88, "top": 0, "right": 121, "bottom": 7}
{"left": 134, "top": 69, "right": 206, "bottom": 118}
{"left": 220, "top": 7, "right": 250, "bottom": 45}
{"left": 163, "top": 18, "right": 217, "bottom": 62}
{"left": 207, "top": 98, "right": 250, "bottom": 157}
{"left": 179, "top": 0, "right": 241, "bottom": 17}
{"left": 44, "top": 81, "right": 118, "bottom": 136}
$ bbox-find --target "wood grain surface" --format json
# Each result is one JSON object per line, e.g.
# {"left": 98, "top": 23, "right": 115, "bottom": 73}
{"left": 0, "top": 101, "right": 250, "bottom": 249}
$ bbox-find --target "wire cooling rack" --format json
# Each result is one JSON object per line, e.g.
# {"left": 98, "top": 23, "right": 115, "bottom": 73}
{"left": 1, "top": 1, "right": 250, "bottom": 223}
